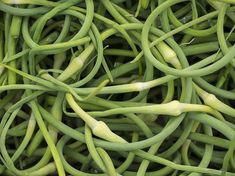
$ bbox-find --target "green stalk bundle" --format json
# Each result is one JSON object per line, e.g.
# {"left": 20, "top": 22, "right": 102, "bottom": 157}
{"left": 0, "top": 0, "right": 235, "bottom": 175}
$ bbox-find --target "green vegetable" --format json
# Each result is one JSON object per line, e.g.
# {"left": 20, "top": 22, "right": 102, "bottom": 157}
{"left": 0, "top": 0, "right": 235, "bottom": 176}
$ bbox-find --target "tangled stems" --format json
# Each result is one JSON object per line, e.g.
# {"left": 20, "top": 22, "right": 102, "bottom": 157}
{"left": 0, "top": 0, "right": 235, "bottom": 175}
